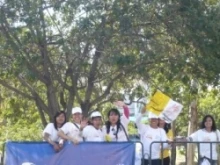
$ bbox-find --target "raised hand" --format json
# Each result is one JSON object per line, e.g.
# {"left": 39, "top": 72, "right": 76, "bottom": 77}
{"left": 53, "top": 143, "right": 61, "bottom": 152}
{"left": 59, "top": 139, "right": 64, "bottom": 148}
{"left": 71, "top": 138, "right": 79, "bottom": 145}
{"left": 80, "top": 118, "right": 88, "bottom": 130}
{"left": 114, "top": 101, "right": 126, "bottom": 108}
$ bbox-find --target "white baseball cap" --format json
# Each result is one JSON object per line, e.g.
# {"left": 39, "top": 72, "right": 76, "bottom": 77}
{"left": 90, "top": 111, "right": 102, "bottom": 118}
{"left": 148, "top": 112, "right": 159, "bottom": 119}
{"left": 72, "top": 107, "right": 82, "bottom": 114}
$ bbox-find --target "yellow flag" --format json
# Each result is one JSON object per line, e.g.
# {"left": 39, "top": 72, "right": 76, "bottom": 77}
{"left": 146, "top": 91, "right": 170, "bottom": 115}
{"left": 146, "top": 90, "right": 183, "bottom": 122}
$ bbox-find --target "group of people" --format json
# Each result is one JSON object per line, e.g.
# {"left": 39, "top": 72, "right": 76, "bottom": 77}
{"left": 43, "top": 101, "right": 220, "bottom": 165}
{"left": 42, "top": 102, "right": 131, "bottom": 153}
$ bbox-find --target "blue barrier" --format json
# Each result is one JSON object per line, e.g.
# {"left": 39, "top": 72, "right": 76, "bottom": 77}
{"left": 5, "top": 141, "right": 136, "bottom": 165}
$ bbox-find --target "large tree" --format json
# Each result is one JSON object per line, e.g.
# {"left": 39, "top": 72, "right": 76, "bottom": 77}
{"left": 1, "top": 0, "right": 220, "bottom": 128}
{"left": 0, "top": 0, "right": 175, "bottom": 125}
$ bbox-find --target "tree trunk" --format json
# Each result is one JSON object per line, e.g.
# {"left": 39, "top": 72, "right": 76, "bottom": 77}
{"left": 187, "top": 100, "right": 198, "bottom": 165}
{"left": 171, "top": 120, "right": 176, "bottom": 165}
{"left": 80, "top": 102, "right": 91, "bottom": 117}
{"left": 65, "top": 90, "right": 75, "bottom": 120}
{"left": 47, "top": 84, "right": 60, "bottom": 120}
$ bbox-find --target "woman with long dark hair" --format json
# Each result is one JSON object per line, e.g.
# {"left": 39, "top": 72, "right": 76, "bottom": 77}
{"left": 187, "top": 115, "right": 220, "bottom": 165}
{"left": 43, "top": 111, "right": 66, "bottom": 152}
{"left": 103, "top": 101, "right": 130, "bottom": 142}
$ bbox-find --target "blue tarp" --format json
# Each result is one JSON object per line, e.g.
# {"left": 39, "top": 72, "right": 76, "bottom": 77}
{"left": 6, "top": 141, "right": 135, "bottom": 165}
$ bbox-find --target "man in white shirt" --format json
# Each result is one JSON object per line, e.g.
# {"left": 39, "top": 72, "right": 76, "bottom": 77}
{"left": 83, "top": 111, "right": 104, "bottom": 141}
{"left": 58, "top": 107, "right": 87, "bottom": 144}
{"left": 136, "top": 108, "right": 169, "bottom": 165}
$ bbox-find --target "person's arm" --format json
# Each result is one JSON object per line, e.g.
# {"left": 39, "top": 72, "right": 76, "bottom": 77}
{"left": 43, "top": 133, "right": 60, "bottom": 152}
{"left": 161, "top": 129, "right": 171, "bottom": 149}
{"left": 121, "top": 105, "right": 130, "bottom": 127}
{"left": 135, "top": 107, "right": 146, "bottom": 134}
{"left": 123, "top": 105, "right": 129, "bottom": 119}
{"left": 187, "top": 130, "right": 199, "bottom": 141}
{"left": 217, "top": 129, "right": 220, "bottom": 141}
{"left": 43, "top": 124, "right": 60, "bottom": 152}
{"left": 57, "top": 130, "right": 71, "bottom": 141}
{"left": 114, "top": 101, "right": 130, "bottom": 126}
{"left": 217, "top": 130, "right": 220, "bottom": 142}
{"left": 58, "top": 123, "right": 79, "bottom": 144}
{"left": 79, "top": 118, "right": 88, "bottom": 132}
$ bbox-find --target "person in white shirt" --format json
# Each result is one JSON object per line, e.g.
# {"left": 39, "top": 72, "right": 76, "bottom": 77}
{"left": 103, "top": 101, "right": 130, "bottom": 142}
{"left": 58, "top": 107, "right": 87, "bottom": 144}
{"left": 187, "top": 115, "right": 220, "bottom": 165}
{"left": 43, "top": 111, "right": 66, "bottom": 152}
{"left": 136, "top": 108, "right": 169, "bottom": 165}
{"left": 103, "top": 101, "right": 142, "bottom": 165}
{"left": 82, "top": 111, "right": 104, "bottom": 141}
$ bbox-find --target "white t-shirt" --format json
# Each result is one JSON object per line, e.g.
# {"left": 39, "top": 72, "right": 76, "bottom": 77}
{"left": 43, "top": 123, "right": 60, "bottom": 142}
{"left": 136, "top": 113, "right": 168, "bottom": 159}
{"left": 188, "top": 129, "right": 220, "bottom": 160}
{"left": 60, "top": 122, "right": 83, "bottom": 141}
{"left": 102, "top": 114, "right": 129, "bottom": 142}
{"left": 82, "top": 125, "right": 104, "bottom": 142}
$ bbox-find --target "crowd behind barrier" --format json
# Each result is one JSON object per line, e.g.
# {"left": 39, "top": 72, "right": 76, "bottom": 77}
{"left": 2, "top": 140, "right": 220, "bottom": 165}
{"left": 2, "top": 101, "right": 220, "bottom": 165}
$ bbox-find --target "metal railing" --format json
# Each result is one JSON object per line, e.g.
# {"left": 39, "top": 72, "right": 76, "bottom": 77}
{"left": 147, "top": 141, "right": 220, "bottom": 165}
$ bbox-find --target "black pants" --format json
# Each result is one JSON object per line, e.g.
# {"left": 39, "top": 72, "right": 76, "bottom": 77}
{"left": 142, "top": 159, "right": 161, "bottom": 165}
{"left": 161, "top": 157, "right": 170, "bottom": 165}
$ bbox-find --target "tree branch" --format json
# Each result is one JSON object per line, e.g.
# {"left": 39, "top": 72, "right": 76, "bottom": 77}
{"left": 90, "top": 72, "right": 123, "bottom": 106}
{"left": 85, "top": 49, "right": 102, "bottom": 102}
{"left": 0, "top": 8, "right": 49, "bottom": 84}
{"left": 91, "top": 58, "right": 167, "bottom": 106}
{"left": 71, "top": 42, "right": 90, "bottom": 104}
{"left": 0, "top": 79, "right": 34, "bottom": 100}
{"left": 35, "top": 103, "right": 48, "bottom": 127}
{"left": 17, "top": 76, "right": 50, "bottom": 115}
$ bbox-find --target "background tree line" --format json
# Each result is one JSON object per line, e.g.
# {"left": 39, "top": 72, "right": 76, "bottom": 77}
{"left": 0, "top": 0, "right": 220, "bottom": 163}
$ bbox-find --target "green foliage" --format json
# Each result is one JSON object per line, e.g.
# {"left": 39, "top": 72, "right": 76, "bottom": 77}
{"left": 198, "top": 89, "right": 220, "bottom": 128}
{"left": 0, "top": 89, "right": 43, "bottom": 153}
{"left": 0, "top": 1, "right": 220, "bottom": 157}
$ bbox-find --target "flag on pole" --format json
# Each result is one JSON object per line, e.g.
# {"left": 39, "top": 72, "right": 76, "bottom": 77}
{"left": 146, "top": 90, "right": 183, "bottom": 123}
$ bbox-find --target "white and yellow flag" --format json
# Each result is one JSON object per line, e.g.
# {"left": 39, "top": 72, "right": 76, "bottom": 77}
{"left": 146, "top": 90, "right": 183, "bottom": 123}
